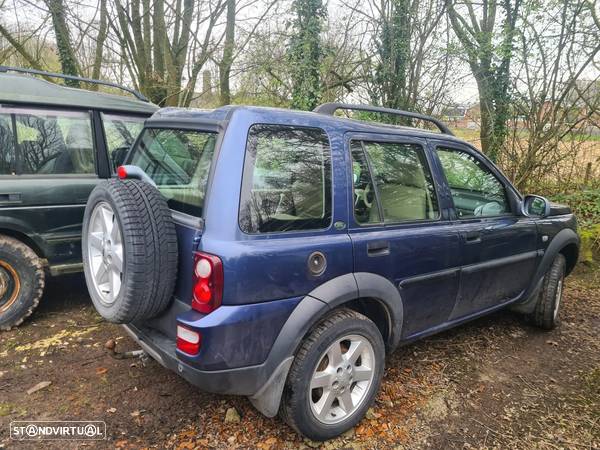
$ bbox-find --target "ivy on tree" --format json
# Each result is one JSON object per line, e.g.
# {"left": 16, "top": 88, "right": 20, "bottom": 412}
{"left": 288, "top": 0, "right": 326, "bottom": 111}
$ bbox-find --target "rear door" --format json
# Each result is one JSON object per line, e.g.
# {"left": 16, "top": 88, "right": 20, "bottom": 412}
{"left": 348, "top": 133, "right": 462, "bottom": 339}
{"left": 432, "top": 141, "right": 538, "bottom": 319}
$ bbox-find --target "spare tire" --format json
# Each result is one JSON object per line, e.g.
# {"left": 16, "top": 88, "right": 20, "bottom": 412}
{"left": 82, "top": 179, "right": 178, "bottom": 323}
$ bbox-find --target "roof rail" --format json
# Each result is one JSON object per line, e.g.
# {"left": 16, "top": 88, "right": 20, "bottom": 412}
{"left": 314, "top": 102, "right": 453, "bottom": 136}
{"left": 0, "top": 65, "right": 149, "bottom": 102}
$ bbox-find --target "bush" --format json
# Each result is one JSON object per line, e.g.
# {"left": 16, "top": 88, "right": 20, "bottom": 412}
{"left": 551, "top": 190, "right": 600, "bottom": 264}
{"left": 551, "top": 190, "right": 600, "bottom": 229}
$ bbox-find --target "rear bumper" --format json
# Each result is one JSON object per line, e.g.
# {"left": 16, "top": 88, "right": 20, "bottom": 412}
{"left": 121, "top": 294, "right": 329, "bottom": 398}
{"left": 123, "top": 323, "right": 272, "bottom": 396}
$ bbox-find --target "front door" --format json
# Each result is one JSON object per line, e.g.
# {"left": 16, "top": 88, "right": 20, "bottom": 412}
{"left": 347, "top": 134, "right": 461, "bottom": 339}
{"left": 433, "top": 143, "right": 539, "bottom": 319}
{"left": 0, "top": 105, "right": 102, "bottom": 266}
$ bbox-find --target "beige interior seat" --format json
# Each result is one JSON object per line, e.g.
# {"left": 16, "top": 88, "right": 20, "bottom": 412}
{"left": 369, "top": 164, "right": 433, "bottom": 222}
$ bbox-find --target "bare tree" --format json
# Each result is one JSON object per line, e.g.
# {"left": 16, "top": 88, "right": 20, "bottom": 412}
{"left": 90, "top": 0, "right": 107, "bottom": 85}
{"left": 500, "top": 0, "right": 600, "bottom": 191}
{"left": 344, "top": 0, "right": 458, "bottom": 116}
{"left": 109, "top": 0, "right": 227, "bottom": 106}
{"left": 217, "top": 0, "right": 235, "bottom": 105}
{"left": 446, "top": 0, "right": 522, "bottom": 161}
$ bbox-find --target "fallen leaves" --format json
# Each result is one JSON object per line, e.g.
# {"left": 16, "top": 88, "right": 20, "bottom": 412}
{"left": 15, "top": 327, "right": 99, "bottom": 352}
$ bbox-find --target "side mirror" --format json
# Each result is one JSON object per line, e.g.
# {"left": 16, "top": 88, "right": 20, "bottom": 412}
{"left": 522, "top": 194, "right": 550, "bottom": 218}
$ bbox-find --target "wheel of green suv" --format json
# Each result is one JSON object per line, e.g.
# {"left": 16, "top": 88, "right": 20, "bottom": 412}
{"left": 280, "top": 308, "right": 385, "bottom": 441}
{"left": 531, "top": 254, "right": 566, "bottom": 330}
{"left": 0, "top": 235, "right": 45, "bottom": 331}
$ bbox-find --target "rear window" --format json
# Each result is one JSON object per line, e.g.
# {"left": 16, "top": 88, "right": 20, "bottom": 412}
{"left": 239, "top": 124, "right": 332, "bottom": 233}
{"left": 128, "top": 128, "right": 217, "bottom": 216}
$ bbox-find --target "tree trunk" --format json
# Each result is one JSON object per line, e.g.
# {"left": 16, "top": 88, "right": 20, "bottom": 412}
{"left": 90, "top": 0, "right": 108, "bottom": 88}
{"left": 45, "top": 0, "right": 80, "bottom": 86}
{"left": 219, "top": 0, "right": 236, "bottom": 106}
{"left": 289, "top": 0, "right": 326, "bottom": 111}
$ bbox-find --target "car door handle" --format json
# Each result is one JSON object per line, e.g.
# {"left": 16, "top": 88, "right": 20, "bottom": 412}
{"left": 367, "top": 241, "right": 390, "bottom": 257}
{"left": 0, "top": 192, "right": 22, "bottom": 205}
{"left": 463, "top": 231, "right": 481, "bottom": 244}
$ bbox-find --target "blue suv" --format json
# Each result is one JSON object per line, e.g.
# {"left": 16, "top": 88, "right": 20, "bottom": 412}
{"left": 81, "top": 103, "right": 579, "bottom": 440}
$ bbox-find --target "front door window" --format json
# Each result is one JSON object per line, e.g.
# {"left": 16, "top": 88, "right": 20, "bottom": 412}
{"left": 436, "top": 147, "right": 510, "bottom": 218}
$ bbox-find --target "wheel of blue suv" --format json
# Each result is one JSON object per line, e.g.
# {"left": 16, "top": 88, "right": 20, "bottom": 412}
{"left": 0, "top": 235, "right": 44, "bottom": 331}
{"left": 280, "top": 308, "right": 385, "bottom": 441}
{"left": 531, "top": 254, "right": 566, "bottom": 330}
{"left": 82, "top": 179, "right": 178, "bottom": 324}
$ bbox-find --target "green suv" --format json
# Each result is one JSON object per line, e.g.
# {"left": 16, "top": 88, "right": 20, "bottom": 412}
{"left": 0, "top": 67, "right": 157, "bottom": 330}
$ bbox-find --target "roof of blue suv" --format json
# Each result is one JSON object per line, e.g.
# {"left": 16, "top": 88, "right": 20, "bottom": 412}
{"left": 147, "top": 105, "right": 464, "bottom": 142}
{"left": 0, "top": 73, "right": 158, "bottom": 114}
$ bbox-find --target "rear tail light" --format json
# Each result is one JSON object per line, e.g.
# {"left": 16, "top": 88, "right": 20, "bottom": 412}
{"left": 191, "top": 252, "right": 223, "bottom": 314}
{"left": 176, "top": 324, "right": 201, "bottom": 355}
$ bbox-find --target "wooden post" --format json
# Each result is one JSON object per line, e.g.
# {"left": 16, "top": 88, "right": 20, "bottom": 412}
{"left": 583, "top": 162, "right": 592, "bottom": 187}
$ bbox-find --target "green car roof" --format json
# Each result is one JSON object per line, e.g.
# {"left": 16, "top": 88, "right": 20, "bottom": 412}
{"left": 0, "top": 74, "right": 158, "bottom": 115}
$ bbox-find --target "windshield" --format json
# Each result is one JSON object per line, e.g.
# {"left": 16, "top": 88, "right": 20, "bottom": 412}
{"left": 128, "top": 128, "right": 217, "bottom": 217}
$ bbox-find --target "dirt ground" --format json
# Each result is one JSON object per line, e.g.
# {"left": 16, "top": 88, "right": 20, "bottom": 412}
{"left": 0, "top": 266, "right": 598, "bottom": 450}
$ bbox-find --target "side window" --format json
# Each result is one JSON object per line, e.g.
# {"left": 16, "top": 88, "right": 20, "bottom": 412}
{"left": 437, "top": 147, "right": 510, "bottom": 218}
{"left": 239, "top": 124, "right": 332, "bottom": 233}
{"left": 351, "top": 141, "right": 380, "bottom": 224}
{"left": 101, "top": 113, "right": 146, "bottom": 171}
{"left": 0, "top": 112, "right": 15, "bottom": 174}
{"left": 13, "top": 109, "right": 95, "bottom": 175}
{"left": 352, "top": 140, "right": 439, "bottom": 223}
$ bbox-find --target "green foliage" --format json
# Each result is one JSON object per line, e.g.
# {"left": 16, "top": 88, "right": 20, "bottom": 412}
{"left": 551, "top": 190, "right": 600, "bottom": 229}
{"left": 373, "top": 0, "right": 411, "bottom": 110}
{"left": 551, "top": 190, "right": 600, "bottom": 264}
{"left": 288, "top": 0, "right": 326, "bottom": 111}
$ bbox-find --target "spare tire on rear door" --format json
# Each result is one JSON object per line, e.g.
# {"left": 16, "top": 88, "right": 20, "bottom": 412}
{"left": 82, "top": 178, "right": 178, "bottom": 323}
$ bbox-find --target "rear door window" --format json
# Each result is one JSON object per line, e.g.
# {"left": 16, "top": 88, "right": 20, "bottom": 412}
{"left": 239, "top": 124, "right": 332, "bottom": 233}
{"left": 128, "top": 128, "right": 217, "bottom": 216}
{"left": 0, "top": 112, "right": 15, "bottom": 174}
{"left": 101, "top": 113, "right": 146, "bottom": 171}
{"left": 351, "top": 140, "right": 439, "bottom": 224}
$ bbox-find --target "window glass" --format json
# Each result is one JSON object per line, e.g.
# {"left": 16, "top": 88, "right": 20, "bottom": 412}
{"left": 437, "top": 147, "right": 509, "bottom": 218}
{"left": 239, "top": 125, "right": 332, "bottom": 233}
{"left": 0, "top": 113, "right": 15, "bottom": 174}
{"left": 102, "top": 113, "right": 146, "bottom": 171}
{"left": 351, "top": 141, "right": 380, "bottom": 224}
{"left": 358, "top": 141, "right": 439, "bottom": 223}
{"left": 13, "top": 109, "right": 95, "bottom": 175}
{"left": 129, "top": 128, "right": 217, "bottom": 216}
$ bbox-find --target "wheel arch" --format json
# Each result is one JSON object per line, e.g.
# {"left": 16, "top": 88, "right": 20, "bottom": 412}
{"left": 0, "top": 226, "right": 46, "bottom": 259}
{"left": 249, "top": 273, "right": 404, "bottom": 418}
{"left": 514, "top": 228, "right": 580, "bottom": 314}
{"left": 559, "top": 242, "right": 578, "bottom": 275}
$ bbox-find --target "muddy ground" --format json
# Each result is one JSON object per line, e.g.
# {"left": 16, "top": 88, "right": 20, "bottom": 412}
{"left": 0, "top": 266, "right": 598, "bottom": 450}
